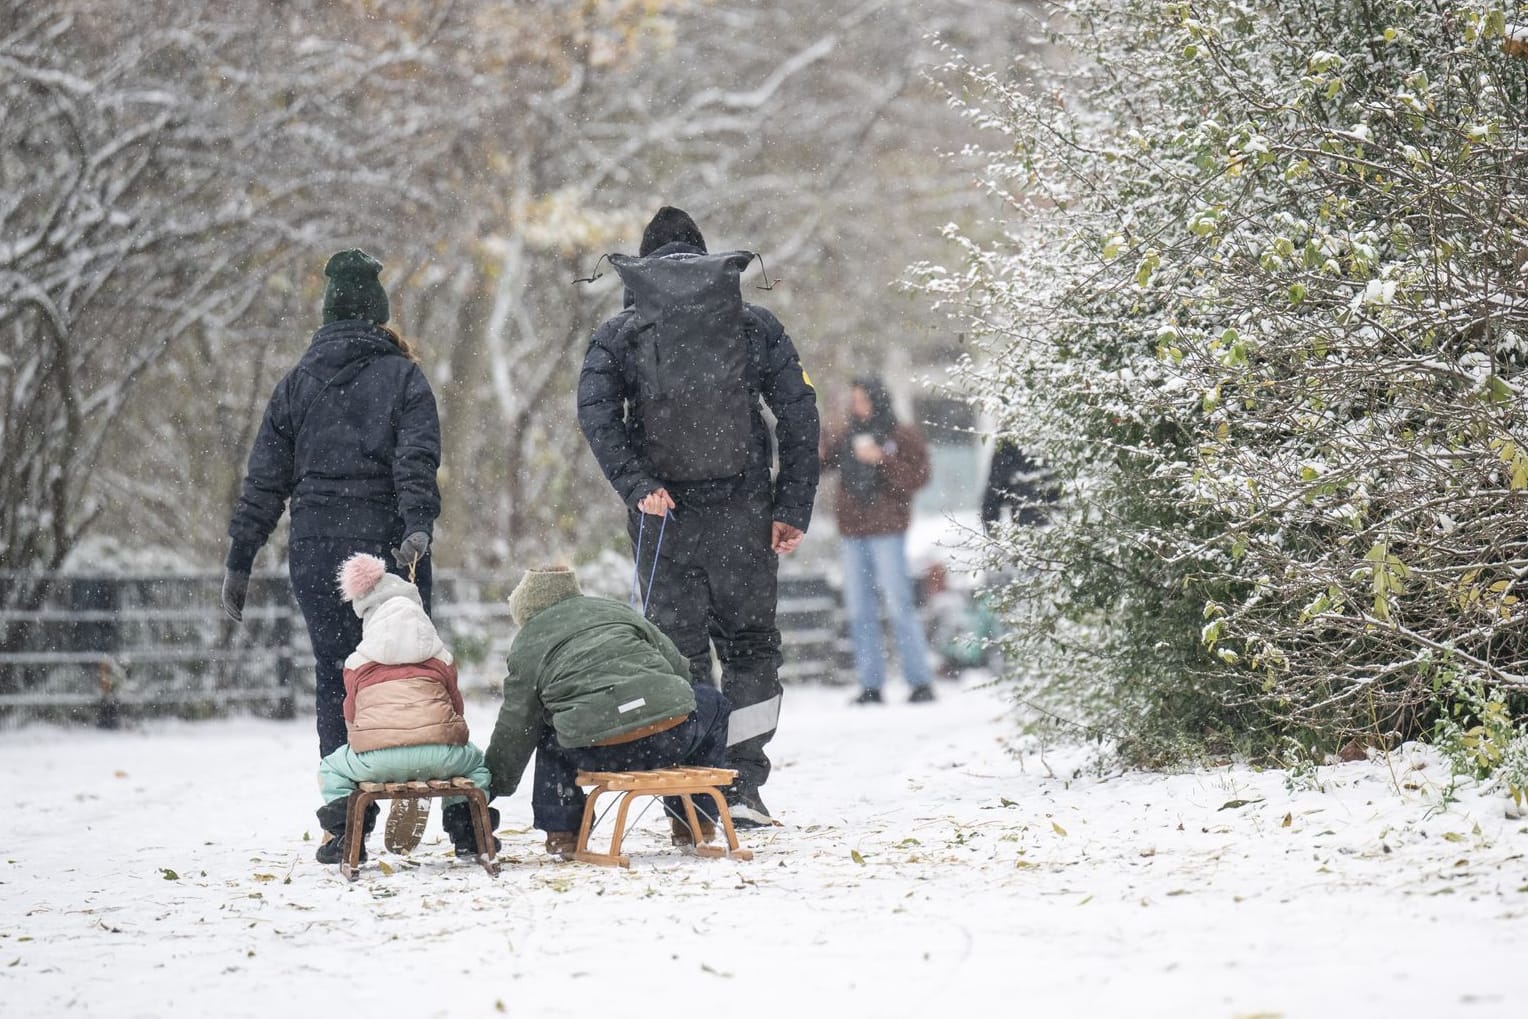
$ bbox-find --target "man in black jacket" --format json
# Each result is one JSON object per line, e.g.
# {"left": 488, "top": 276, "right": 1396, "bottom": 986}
{"left": 577, "top": 206, "right": 819, "bottom": 827}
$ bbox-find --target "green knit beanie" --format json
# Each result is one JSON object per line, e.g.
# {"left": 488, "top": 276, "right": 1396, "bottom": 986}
{"left": 508, "top": 567, "right": 582, "bottom": 627}
{"left": 322, "top": 248, "right": 390, "bottom": 324}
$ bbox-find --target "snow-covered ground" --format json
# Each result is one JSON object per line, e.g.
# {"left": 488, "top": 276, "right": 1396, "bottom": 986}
{"left": 3, "top": 676, "right": 1524, "bottom": 1018}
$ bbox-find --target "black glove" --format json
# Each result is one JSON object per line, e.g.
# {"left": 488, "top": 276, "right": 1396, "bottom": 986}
{"left": 221, "top": 570, "right": 249, "bottom": 622}
{"left": 392, "top": 531, "right": 430, "bottom": 571}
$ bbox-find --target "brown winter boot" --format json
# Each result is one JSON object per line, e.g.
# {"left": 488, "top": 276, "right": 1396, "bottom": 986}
{"left": 669, "top": 814, "right": 717, "bottom": 847}
{"left": 544, "top": 830, "right": 578, "bottom": 859}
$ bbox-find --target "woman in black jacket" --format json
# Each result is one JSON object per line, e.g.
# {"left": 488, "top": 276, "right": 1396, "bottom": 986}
{"left": 221, "top": 249, "right": 442, "bottom": 758}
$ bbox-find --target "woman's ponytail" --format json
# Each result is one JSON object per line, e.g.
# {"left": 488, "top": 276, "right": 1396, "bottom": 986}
{"left": 377, "top": 324, "right": 421, "bottom": 365}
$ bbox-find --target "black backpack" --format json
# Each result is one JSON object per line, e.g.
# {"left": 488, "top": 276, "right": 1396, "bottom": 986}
{"left": 610, "top": 250, "right": 760, "bottom": 482}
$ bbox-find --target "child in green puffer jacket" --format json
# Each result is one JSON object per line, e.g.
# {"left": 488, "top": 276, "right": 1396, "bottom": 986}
{"left": 484, "top": 565, "right": 732, "bottom": 857}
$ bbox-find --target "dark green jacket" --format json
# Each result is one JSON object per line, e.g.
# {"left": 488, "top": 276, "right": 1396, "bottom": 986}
{"left": 484, "top": 595, "right": 696, "bottom": 798}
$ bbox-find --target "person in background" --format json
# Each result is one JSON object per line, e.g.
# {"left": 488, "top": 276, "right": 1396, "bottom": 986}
{"left": 484, "top": 566, "right": 732, "bottom": 857}
{"left": 820, "top": 376, "right": 938, "bottom": 705}
{"left": 221, "top": 248, "right": 441, "bottom": 770}
{"left": 576, "top": 206, "right": 819, "bottom": 828}
{"left": 980, "top": 437, "right": 1055, "bottom": 533}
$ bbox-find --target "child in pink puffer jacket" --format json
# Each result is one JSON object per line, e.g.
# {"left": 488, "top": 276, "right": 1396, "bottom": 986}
{"left": 312, "top": 552, "right": 495, "bottom": 865}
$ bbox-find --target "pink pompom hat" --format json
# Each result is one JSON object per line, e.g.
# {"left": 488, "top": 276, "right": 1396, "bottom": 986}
{"left": 336, "top": 552, "right": 420, "bottom": 619}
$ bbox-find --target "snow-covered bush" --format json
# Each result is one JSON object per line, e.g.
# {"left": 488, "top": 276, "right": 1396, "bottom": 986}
{"left": 926, "top": 1, "right": 1528, "bottom": 762}
{"left": 1432, "top": 677, "right": 1528, "bottom": 807}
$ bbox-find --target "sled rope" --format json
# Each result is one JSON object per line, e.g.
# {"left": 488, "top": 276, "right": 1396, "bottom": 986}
{"left": 629, "top": 510, "right": 668, "bottom": 615}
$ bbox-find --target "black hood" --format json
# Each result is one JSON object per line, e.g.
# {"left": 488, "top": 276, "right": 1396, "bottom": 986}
{"left": 298, "top": 320, "right": 403, "bottom": 387}
{"left": 640, "top": 206, "right": 706, "bottom": 256}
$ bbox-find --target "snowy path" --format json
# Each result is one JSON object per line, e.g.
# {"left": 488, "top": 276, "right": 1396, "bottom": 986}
{"left": 2, "top": 677, "right": 1524, "bottom": 1018}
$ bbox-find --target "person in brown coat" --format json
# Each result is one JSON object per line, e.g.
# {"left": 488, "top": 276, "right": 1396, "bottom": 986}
{"left": 820, "top": 376, "right": 938, "bottom": 704}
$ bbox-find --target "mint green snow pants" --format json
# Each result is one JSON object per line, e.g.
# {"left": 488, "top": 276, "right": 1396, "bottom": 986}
{"left": 317, "top": 742, "right": 491, "bottom": 807}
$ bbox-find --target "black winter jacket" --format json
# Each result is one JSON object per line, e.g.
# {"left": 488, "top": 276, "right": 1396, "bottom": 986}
{"left": 226, "top": 320, "right": 441, "bottom": 572}
{"left": 980, "top": 440, "right": 1055, "bottom": 530}
{"left": 576, "top": 243, "right": 820, "bottom": 532}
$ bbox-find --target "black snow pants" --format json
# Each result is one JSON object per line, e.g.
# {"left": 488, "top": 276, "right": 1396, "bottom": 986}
{"left": 288, "top": 536, "right": 433, "bottom": 758}
{"left": 629, "top": 482, "right": 782, "bottom": 801}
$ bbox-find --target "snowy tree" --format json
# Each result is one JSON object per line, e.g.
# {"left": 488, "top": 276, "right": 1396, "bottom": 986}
{"left": 82, "top": 0, "right": 1031, "bottom": 571}
{"left": 0, "top": 0, "right": 398, "bottom": 585}
{"left": 929, "top": 1, "right": 1528, "bottom": 762}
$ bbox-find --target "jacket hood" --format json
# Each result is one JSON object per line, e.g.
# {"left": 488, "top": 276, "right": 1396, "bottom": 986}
{"left": 352, "top": 595, "right": 452, "bottom": 667}
{"left": 299, "top": 320, "right": 403, "bottom": 388}
{"left": 640, "top": 206, "right": 707, "bottom": 257}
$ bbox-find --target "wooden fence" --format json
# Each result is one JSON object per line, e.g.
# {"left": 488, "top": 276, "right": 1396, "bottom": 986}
{"left": 0, "top": 569, "right": 850, "bottom": 727}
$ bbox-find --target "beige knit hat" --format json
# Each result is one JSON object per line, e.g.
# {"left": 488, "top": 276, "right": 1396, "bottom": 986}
{"left": 508, "top": 566, "right": 582, "bottom": 626}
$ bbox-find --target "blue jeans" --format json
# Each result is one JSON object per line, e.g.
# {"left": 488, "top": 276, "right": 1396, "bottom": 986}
{"left": 840, "top": 533, "right": 934, "bottom": 692}
{"left": 531, "top": 684, "right": 732, "bottom": 833}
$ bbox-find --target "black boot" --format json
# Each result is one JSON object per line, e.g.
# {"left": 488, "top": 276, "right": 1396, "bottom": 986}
{"left": 314, "top": 797, "right": 368, "bottom": 865}
{"left": 441, "top": 801, "right": 501, "bottom": 858}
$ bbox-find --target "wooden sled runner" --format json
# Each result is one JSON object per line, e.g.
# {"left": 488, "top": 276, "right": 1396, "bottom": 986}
{"left": 341, "top": 777, "right": 499, "bottom": 881}
{"left": 571, "top": 766, "right": 755, "bottom": 868}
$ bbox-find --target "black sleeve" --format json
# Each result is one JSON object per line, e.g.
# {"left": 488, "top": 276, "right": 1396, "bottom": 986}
{"left": 226, "top": 379, "right": 297, "bottom": 572}
{"left": 576, "top": 313, "right": 661, "bottom": 509}
{"left": 980, "top": 441, "right": 1013, "bottom": 528}
{"left": 393, "top": 364, "right": 442, "bottom": 538}
{"left": 753, "top": 307, "right": 820, "bottom": 532}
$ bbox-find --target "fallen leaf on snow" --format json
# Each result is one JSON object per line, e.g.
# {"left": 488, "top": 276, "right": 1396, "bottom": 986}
{"left": 1218, "top": 798, "right": 1264, "bottom": 811}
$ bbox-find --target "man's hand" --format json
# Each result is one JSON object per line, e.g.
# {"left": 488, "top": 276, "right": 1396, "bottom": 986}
{"left": 771, "top": 521, "right": 804, "bottom": 555}
{"left": 221, "top": 570, "right": 249, "bottom": 622}
{"left": 638, "top": 488, "right": 676, "bottom": 516}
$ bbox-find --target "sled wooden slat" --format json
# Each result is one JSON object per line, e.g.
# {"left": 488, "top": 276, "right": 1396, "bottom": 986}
{"left": 340, "top": 779, "right": 499, "bottom": 882}
{"left": 569, "top": 766, "right": 753, "bottom": 868}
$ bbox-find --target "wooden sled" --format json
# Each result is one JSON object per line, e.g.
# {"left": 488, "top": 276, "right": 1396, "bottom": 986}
{"left": 341, "top": 777, "right": 499, "bottom": 881}
{"left": 571, "top": 766, "right": 754, "bottom": 868}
